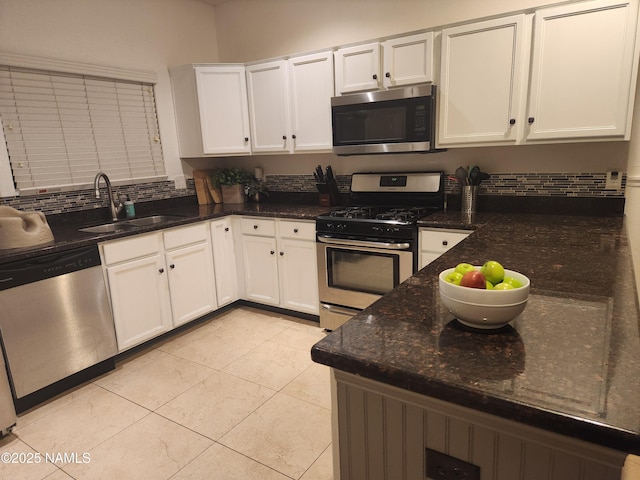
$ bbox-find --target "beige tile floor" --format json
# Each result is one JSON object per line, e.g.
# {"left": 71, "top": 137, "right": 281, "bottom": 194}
{"left": 0, "top": 307, "right": 334, "bottom": 480}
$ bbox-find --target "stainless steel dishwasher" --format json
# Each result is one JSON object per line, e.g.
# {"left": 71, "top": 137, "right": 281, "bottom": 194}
{"left": 0, "top": 245, "right": 117, "bottom": 413}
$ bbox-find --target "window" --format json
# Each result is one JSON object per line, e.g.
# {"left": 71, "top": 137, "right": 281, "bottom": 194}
{"left": 0, "top": 65, "right": 165, "bottom": 195}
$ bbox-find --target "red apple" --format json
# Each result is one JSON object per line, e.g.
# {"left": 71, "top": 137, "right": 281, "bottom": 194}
{"left": 460, "top": 270, "right": 486, "bottom": 289}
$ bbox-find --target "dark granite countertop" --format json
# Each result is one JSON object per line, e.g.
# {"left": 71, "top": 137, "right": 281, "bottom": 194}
{"left": 312, "top": 211, "right": 640, "bottom": 454}
{"left": 0, "top": 197, "right": 330, "bottom": 264}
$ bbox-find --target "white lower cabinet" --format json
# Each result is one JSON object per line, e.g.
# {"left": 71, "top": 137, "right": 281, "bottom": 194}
{"left": 102, "top": 233, "right": 173, "bottom": 352}
{"left": 419, "top": 228, "right": 471, "bottom": 269}
{"left": 240, "top": 217, "right": 319, "bottom": 315}
{"left": 210, "top": 217, "right": 239, "bottom": 307}
{"left": 102, "top": 222, "right": 217, "bottom": 352}
{"left": 277, "top": 220, "right": 319, "bottom": 315}
{"left": 164, "top": 223, "right": 217, "bottom": 327}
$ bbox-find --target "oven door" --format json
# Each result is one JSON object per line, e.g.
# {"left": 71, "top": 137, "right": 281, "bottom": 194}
{"left": 317, "top": 237, "right": 414, "bottom": 328}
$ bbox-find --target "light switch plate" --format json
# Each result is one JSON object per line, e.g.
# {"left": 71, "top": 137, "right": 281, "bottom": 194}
{"left": 606, "top": 171, "right": 622, "bottom": 190}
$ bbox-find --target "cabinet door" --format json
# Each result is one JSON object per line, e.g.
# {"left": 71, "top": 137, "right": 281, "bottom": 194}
{"left": 166, "top": 242, "right": 217, "bottom": 327}
{"left": 419, "top": 228, "right": 471, "bottom": 269}
{"left": 289, "top": 51, "right": 334, "bottom": 152}
{"left": 382, "top": 32, "right": 434, "bottom": 88}
{"left": 246, "top": 60, "right": 291, "bottom": 153}
{"left": 526, "top": 0, "right": 639, "bottom": 140}
{"left": 438, "top": 15, "right": 527, "bottom": 146}
{"left": 195, "top": 65, "right": 251, "bottom": 155}
{"left": 242, "top": 235, "right": 280, "bottom": 305}
{"left": 210, "top": 218, "right": 239, "bottom": 307}
{"left": 278, "top": 237, "right": 319, "bottom": 315}
{"left": 334, "top": 42, "right": 381, "bottom": 94}
{"left": 107, "top": 254, "right": 172, "bottom": 351}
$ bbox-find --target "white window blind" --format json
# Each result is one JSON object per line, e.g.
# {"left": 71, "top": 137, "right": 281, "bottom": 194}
{"left": 0, "top": 65, "right": 165, "bottom": 194}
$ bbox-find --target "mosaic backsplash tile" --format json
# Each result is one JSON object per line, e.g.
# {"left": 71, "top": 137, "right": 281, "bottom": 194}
{"left": 0, "top": 179, "right": 196, "bottom": 215}
{"left": 0, "top": 172, "right": 624, "bottom": 215}
{"left": 266, "top": 172, "right": 626, "bottom": 198}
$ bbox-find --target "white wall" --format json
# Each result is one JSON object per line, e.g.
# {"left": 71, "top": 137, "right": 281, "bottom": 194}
{"left": 0, "top": 0, "right": 220, "bottom": 185}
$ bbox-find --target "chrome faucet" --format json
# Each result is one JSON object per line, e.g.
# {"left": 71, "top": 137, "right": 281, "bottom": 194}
{"left": 93, "top": 172, "right": 123, "bottom": 221}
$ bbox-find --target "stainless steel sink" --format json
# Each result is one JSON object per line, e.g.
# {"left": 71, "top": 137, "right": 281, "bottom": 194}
{"left": 122, "top": 215, "right": 185, "bottom": 227}
{"left": 78, "top": 215, "right": 185, "bottom": 234}
{"left": 78, "top": 223, "right": 139, "bottom": 234}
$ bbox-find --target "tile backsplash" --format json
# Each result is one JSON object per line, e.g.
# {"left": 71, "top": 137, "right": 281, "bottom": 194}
{"left": 0, "top": 172, "right": 624, "bottom": 215}
{"left": 266, "top": 172, "right": 626, "bottom": 198}
{"left": 0, "top": 180, "right": 196, "bottom": 216}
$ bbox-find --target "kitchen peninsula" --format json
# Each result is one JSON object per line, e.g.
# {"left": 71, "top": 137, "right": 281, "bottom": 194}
{"left": 311, "top": 211, "right": 640, "bottom": 480}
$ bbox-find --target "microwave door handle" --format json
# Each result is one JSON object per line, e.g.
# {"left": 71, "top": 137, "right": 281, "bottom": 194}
{"left": 317, "top": 235, "right": 410, "bottom": 250}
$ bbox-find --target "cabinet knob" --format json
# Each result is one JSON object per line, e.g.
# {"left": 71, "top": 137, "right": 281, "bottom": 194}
{"left": 225, "top": 227, "right": 229, "bottom": 232}
{"left": 528, "top": 117, "right": 535, "bottom": 124}
{"left": 372, "top": 74, "right": 378, "bottom": 80}
{"left": 279, "top": 251, "right": 284, "bottom": 256}
{"left": 159, "top": 268, "right": 164, "bottom": 274}
{"left": 293, "top": 228, "right": 299, "bottom": 233}
{"left": 282, "top": 135, "right": 287, "bottom": 140}
{"left": 170, "top": 264, "right": 175, "bottom": 269}
{"left": 244, "top": 137, "right": 249, "bottom": 142}
{"left": 292, "top": 134, "right": 296, "bottom": 139}
{"left": 509, "top": 118, "right": 516, "bottom": 125}
{"left": 442, "top": 240, "right": 448, "bottom": 246}
{"left": 385, "top": 72, "right": 390, "bottom": 78}
{"left": 253, "top": 224, "right": 258, "bottom": 229}
{"left": 270, "top": 250, "right": 275, "bottom": 255}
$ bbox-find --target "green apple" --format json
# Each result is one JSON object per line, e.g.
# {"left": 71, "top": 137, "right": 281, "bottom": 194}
{"left": 494, "top": 282, "right": 514, "bottom": 290}
{"left": 481, "top": 260, "right": 505, "bottom": 285}
{"left": 485, "top": 280, "right": 494, "bottom": 290}
{"left": 444, "top": 271, "right": 464, "bottom": 285}
{"left": 454, "top": 263, "right": 475, "bottom": 275}
{"left": 502, "top": 276, "right": 523, "bottom": 289}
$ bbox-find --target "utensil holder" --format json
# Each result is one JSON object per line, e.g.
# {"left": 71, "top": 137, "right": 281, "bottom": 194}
{"left": 461, "top": 186, "right": 478, "bottom": 213}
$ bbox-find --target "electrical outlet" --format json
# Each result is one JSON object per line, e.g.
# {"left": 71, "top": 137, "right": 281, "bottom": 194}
{"left": 426, "top": 449, "right": 480, "bottom": 480}
{"left": 606, "top": 171, "right": 622, "bottom": 190}
{"left": 173, "top": 175, "right": 187, "bottom": 190}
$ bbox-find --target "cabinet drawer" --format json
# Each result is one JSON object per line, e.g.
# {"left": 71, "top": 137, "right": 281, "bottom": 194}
{"left": 102, "top": 233, "right": 162, "bottom": 265}
{"left": 278, "top": 220, "right": 315, "bottom": 241}
{"left": 240, "top": 217, "right": 276, "bottom": 236}
{"left": 420, "top": 228, "right": 470, "bottom": 253}
{"left": 163, "top": 222, "right": 208, "bottom": 250}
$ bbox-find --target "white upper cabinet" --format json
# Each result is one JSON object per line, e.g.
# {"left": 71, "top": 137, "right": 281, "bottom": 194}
{"left": 335, "top": 34, "right": 435, "bottom": 94}
{"left": 334, "top": 42, "right": 382, "bottom": 94}
{"left": 169, "top": 64, "right": 251, "bottom": 157}
{"left": 525, "top": 0, "right": 639, "bottom": 141}
{"left": 288, "top": 51, "right": 334, "bottom": 152}
{"left": 438, "top": 15, "right": 528, "bottom": 146}
{"left": 382, "top": 32, "right": 434, "bottom": 88}
{"left": 246, "top": 60, "right": 291, "bottom": 153}
{"left": 247, "top": 53, "right": 334, "bottom": 154}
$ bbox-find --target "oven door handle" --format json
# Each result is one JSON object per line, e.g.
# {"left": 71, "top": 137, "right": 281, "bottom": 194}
{"left": 321, "top": 304, "right": 361, "bottom": 316}
{"left": 317, "top": 235, "right": 410, "bottom": 250}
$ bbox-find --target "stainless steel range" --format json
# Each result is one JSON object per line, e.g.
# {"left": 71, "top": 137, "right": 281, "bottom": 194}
{"left": 316, "top": 171, "right": 444, "bottom": 330}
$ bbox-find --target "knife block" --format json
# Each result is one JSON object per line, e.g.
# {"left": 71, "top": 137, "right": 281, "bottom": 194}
{"left": 319, "top": 193, "right": 331, "bottom": 207}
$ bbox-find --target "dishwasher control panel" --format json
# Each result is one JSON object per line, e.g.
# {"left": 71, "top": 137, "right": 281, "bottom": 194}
{"left": 0, "top": 245, "right": 101, "bottom": 290}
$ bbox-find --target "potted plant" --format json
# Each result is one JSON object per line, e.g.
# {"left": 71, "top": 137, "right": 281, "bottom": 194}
{"left": 210, "top": 168, "right": 256, "bottom": 203}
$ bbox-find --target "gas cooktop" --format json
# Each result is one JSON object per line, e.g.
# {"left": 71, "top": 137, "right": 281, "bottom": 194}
{"left": 321, "top": 206, "right": 431, "bottom": 225}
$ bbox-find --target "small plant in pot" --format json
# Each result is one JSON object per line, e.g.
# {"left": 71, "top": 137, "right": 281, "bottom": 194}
{"left": 210, "top": 168, "right": 266, "bottom": 203}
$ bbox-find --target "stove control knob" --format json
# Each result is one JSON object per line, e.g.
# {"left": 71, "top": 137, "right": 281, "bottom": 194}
{"left": 337, "top": 223, "right": 346, "bottom": 232}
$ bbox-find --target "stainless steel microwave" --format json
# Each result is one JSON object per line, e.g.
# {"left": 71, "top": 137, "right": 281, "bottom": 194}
{"left": 331, "top": 84, "right": 437, "bottom": 155}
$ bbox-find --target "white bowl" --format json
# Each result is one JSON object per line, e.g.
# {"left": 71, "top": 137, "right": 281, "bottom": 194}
{"left": 438, "top": 267, "right": 530, "bottom": 329}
